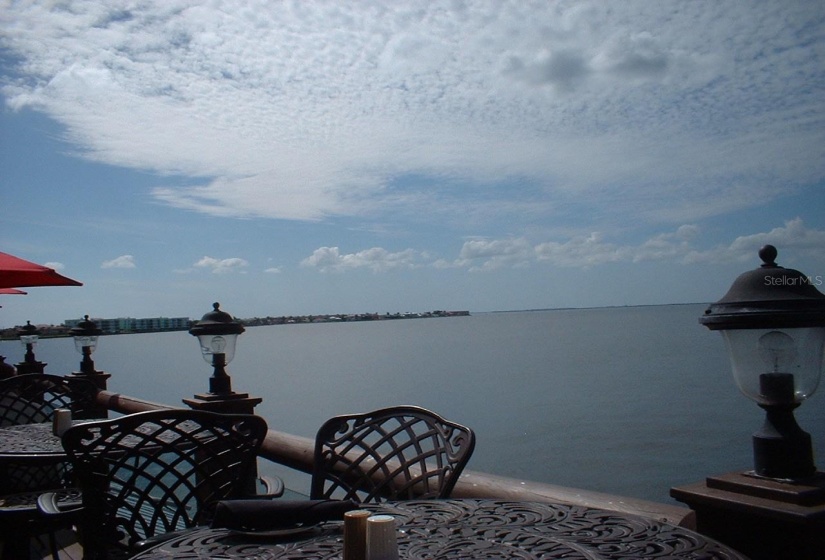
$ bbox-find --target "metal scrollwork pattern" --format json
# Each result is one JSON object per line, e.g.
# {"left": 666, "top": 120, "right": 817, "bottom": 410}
{"left": 0, "top": 423, "right": 65, "bottom": 455}
{"left": 133, "top": 499, "right": 750, "bottom": 560}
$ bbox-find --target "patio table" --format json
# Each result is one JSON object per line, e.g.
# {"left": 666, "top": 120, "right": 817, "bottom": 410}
{"left": 0, "top": 422, "right": 73, "bottom": 493}
{"left": 130, "top": 498, "right": 750, "bottom": 559}
{"left": 0, "top": 422, "right": 78, "bottom": 559}
{"left": 0, "top": 422, "right": 66, "bottom": 458}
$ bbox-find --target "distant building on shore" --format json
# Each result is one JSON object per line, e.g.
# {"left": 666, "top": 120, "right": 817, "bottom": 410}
{"left": 63, "top": 316, "right": 191, "bottom": 335}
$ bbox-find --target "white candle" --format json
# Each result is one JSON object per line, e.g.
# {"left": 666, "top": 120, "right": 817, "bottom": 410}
{"left": 53, "top": 409, "right": 72, "bottom": 436}
{"left": 366, "top": 515, "right": 398, "bottom": 560}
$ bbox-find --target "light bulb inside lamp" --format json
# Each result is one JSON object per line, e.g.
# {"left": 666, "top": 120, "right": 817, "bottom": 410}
{"left": 198, "top": 333, "right": 237, "bottom": 365}
{"left": 209, "top": 336, "right": 227, "bottom": 354}
{"left": 200, "top": 335, "right": 226, "bottom": 359}
{"left": 757, "top": 331, "right": 797, "bottom": 403}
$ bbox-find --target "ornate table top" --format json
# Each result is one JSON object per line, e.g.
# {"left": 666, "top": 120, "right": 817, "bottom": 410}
{"left": 132, "top": 499, "right": 750, "bottom": 559}
{"left": 0, "top": 422, "right": 64, "bottom": 457}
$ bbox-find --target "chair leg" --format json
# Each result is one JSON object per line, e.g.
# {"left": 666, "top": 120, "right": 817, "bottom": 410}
{"left": 48, "top": 529, "right": 60, "bottom": 559}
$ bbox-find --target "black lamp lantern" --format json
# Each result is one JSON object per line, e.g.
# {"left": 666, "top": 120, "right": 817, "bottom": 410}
{"left": 16, "top": 320, "right": 46, "bottom": 374}
{"left": 189, "top": 302, "right": 245, "bottom": 395}
{"left": 70, "top": 315, "right": 103, "bottom": 375}
{"left": 701, "top": 245, "right": 825, "bottom": 479}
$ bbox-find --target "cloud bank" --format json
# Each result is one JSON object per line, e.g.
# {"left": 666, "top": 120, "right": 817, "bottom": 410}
{"left": 2, "top": 1, "right": 823, "bottom": 230}
{"left": 300, "top": 219, "right": 824, "bottom": 273}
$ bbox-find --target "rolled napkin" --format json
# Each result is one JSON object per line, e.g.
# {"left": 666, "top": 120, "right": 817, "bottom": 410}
{"left": 211, "top": 499, "right": 359, "bottom": 531}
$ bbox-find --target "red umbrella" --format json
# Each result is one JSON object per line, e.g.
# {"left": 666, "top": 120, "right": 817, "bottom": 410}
{"left": 0, "top": 288, "right": 27, "bottom": 295}
{"left": 0, "top": 251, "right": 83, "bottom": 289}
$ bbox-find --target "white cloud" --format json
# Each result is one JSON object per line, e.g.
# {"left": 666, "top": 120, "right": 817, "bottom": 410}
{"left": 455, "top": 238, "right": 534, "bottom": 271}
{"left": 301, "top": 246, "right": 424, "bottom": 273}
{"left": 534, "top": 233, "right": 626, "bottom": 268}
{"left": 1, "top": 1, "right": 822, "bottom": 228}
{"left": 194, "top": 256, "right": 248, "bottom": 274}
{"left": 43, "top": 262, "right": 65, "bottom": 270}
{"left": 264, "top": 267, "right": 281, "bottom": 274}
{"left": 101, "top": 255, "right": 136, "bottom": 269}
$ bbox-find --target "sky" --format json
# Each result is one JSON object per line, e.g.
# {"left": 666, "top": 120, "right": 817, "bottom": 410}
{"left": 1, "top": 0, "right": 824, "bottom": 328}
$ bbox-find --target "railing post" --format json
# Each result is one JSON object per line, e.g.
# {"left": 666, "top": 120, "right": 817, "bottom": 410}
{"left": 183, "top": 392, "right": 263, "bottom": 496}
{"left": 181, "top": 391, "right": 262, "bottom": 416}
{"left": 671, "top": 473, "right": 825, "bottom": 559}
{"left": 68, "top": 370, "right": 111, "bottom": 419}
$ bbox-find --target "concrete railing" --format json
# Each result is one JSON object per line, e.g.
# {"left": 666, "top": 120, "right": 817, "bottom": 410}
{"left": 95, "top": 390, "right": 695, "bottom": 528}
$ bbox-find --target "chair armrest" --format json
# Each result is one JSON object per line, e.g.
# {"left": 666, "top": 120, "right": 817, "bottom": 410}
{"left": 36, "top": 489, "right": 84, "bottom": 519}
{"left": 254, "top": 475, "right": 285, "bottom": 498}
{"left": 237, "top": 475, "right": 285, "bottom": 499}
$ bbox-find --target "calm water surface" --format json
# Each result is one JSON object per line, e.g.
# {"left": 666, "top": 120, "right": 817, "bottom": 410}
{"left": 3, "top": 304, "right": 823, "bottom": 504}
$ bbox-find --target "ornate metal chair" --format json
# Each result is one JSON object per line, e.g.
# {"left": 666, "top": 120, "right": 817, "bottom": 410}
{"left": 0, "top": 373, "right": 99, "bottom": 426}
{"left": 0, "top": 373, "right": 99, "bottom": 558}
{"left": 310, "top": 405, "right": 476, "bottom": 503}
{"left": 39, "top": 409, "right": 270, "bottom": 559}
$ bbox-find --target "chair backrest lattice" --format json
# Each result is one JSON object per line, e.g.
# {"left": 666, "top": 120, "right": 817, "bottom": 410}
{"left": 62, "top": 409, "right": 267, "bottom": 557}
{"left": 0, "top": 374, "right": 99, "bottom": 493}
{"left": 0, "top": 373, "right": 98, "bottom": 427}
{"left": 310, "top": 405, "right": 475, "bottom": 503}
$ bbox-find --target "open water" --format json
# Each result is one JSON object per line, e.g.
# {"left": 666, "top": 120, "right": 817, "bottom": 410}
{"left": 2, "top": 303, "right": 823, "bottom": 504}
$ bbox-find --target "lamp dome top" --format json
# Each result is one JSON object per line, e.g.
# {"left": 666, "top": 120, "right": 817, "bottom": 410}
{"left": 18, "top": 320, "right": 39, "bottom": 336}
{"left": 189, "top": 302, "right": 245, "bottom": 337}
{"left": 700, "top": 245, "right": 825, "bottom": 330}
{"left": 70, "top": 315, "right": 102, "bottom": 337}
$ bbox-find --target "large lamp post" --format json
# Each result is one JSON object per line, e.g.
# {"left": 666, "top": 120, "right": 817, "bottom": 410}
{"left": 68, "top": 315, "right": 110, "bottom": 416}
{"left": 671, "top": 245, "right": 825, "bottom": 560}
{"left": 16, "top": 321, "right": 46, "bottom": 374}
{"left": 699, "top": 245, "right": 825, "bottom": 480}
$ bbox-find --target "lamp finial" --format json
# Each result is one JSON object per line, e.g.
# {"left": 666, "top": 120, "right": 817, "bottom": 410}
{"left": 759, "top": 245, "right": 778, "bottom": 267}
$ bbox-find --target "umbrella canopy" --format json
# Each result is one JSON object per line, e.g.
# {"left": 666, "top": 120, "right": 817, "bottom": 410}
{"left": 0, "top": 288, "right": 27, "bottom": 295}
{"left": 0, "top": 251, "right": 83, "bottom": 289}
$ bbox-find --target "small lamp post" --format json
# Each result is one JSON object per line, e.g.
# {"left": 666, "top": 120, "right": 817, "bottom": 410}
{"left": 70, "top": 315, "right": 103, "bottom": 376}
{"left": 700, "top": 245, "right": 825, "bottom": 480}
{"left": 188, "top": 302, "right": 246, "bottom": 397}
{"left": 68, "top": 315, "right": 110, "bottom": 412}
{"left": 16, "top": 320, "right": 46, "bottom": 374}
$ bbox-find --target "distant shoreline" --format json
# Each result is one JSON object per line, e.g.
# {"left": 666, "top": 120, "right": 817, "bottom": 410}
{"left": 1, "top": 303, "right": 711, "bottom": 340}
{"left": 488, "top": 302, "right": 708, "bottom": 314}
{"left": 0, "top": 310, "right": 471, "bottom": 340}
